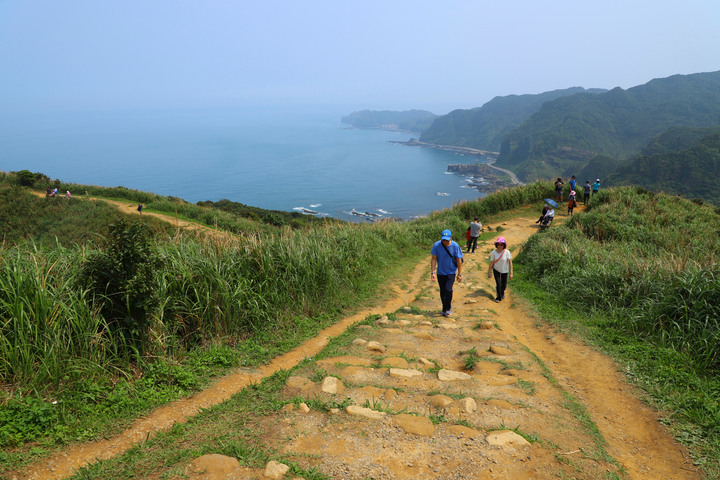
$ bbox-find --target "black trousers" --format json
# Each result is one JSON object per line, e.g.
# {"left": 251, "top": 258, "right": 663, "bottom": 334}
{"left": 466, "top": 236, "right": 478, "bottom": 252}
{"left": 493, "top": 269, "right": 508, "bottom": 300}
{"left": 437, "top": 274, "right": 456, "bottom": 312}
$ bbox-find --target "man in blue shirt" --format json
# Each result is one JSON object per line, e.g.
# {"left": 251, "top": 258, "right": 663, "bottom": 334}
{"left": 430, "top": 229, "right": 463, "bottom": 317}
{"left": 592, "top": 179, "right": 601, "bottom": 196}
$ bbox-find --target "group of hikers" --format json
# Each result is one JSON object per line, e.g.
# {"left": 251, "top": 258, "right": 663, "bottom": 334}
{"left": 430, "top": 176, "right": 602, "bottom": 315}
{"left": 554, "top": 176, "right": 601, "bottom": 209}
{"left": 45, "top": 186, "right": 72, "bottom": 198}
{"left": 430, "top": 216, "right": 513, "bottom": 316}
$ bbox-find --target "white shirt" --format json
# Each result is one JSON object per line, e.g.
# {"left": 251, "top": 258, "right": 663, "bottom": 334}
{"left": 490, "top": 249, "right": 512, "bottom": 274}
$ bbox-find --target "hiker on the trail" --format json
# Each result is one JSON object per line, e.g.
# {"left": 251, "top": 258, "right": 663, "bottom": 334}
{"left": 466, "top": 217, "right": 482, "bottom": 253}
{"left": 488, "top": 236, "right": 512, "bottom": 303}
{"left": 53, "top": 187, "right": 59, "bottom": 197}
{"left": 569, "top": 175, "right": 577, "bottom": 193}
{"left": 567, "top": 190, "right": 577, "bottom": 215}
{"left": 592, "top": 179, "right": 600, "bottom": 196}
{"left": 430, "top": 229, "right": 463, "bottom": 317}
{"left": 65, "top": 190, "right": 71, "bottom": 198}
{"left": 583, "top": 181, "right": 591, "bottom": 204}
{"left": 554, "top": 178, "right": 564, "bottom": 203}
{"left": 46, "top": 186, "right": 52, "bottom": 197}
{"left": 137, "top": 204, "right": 143, "bottom": 214}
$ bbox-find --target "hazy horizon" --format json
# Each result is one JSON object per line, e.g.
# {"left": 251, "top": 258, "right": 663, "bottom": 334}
{"left": 1, "top": 1, "right": 719, "bottom": 116}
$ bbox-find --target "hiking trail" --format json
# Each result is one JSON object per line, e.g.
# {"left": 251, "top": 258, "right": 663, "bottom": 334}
{"left": 15, "top": 200, "right": 700, "bottom": 480}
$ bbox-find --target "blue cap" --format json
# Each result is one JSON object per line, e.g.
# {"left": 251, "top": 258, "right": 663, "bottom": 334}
{"left": 441, "top": 229, "right": 452, "bottom": 240}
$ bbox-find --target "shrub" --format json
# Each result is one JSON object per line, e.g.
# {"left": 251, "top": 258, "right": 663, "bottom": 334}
{"left": 81, "top": 220, "right": 163, "bottom": 353}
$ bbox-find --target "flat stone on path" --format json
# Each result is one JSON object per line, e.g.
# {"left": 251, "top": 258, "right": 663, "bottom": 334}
{"left": 284, "top": 376, "right": 314, "bottom": 395}
{"left": 389, "top": 368, "right": 422, "bottom": 379}
{"left": 393, "top": 413, "right": 435, "bottom": 437}
{"left": 486, "top": 430, "right": 531, "bottom": 447}
{"left": 428, "top": 394, "right": 454, "bottom": 407}
{"left": 438, "top": 369, "right": 472, "bottom": 381}
{"left": 484, "top": 375, "right": 518, "bottom": 386}
{"left": 351, "top": 338, "right": 367, "bottom": 346}
{"left": 457, "top": 397, "right": 478, "bottom": 413}
{"left": 263, "top": 460, "right": 290, "bottom": 479}
{"left": 489, "top": 345, "right": 513, "bottom": 356}
{"left": 476, "top": 321, "right": 495, "bottom": 330}
{"left": 438, "top": 323, "right": 460, "bottom": 330}
{"left": 321, "top": 376, "right": 345, "bottom": 394}
{"left": 359, "top": 385, "right": 396, "bottom": 401}
{"left": 346, "top": 405, "right": 387, "bottom": 420}
{"left": 413, "top": 331, "right": 435, "bottom": 340}
{"left": 381, "top": 357, "right": 409, "bottom": 369}
{"left": 367, "top": 341, "right": 386, "bottom": 353}
{"left": 487, "top": 399, "right": 518, "bottom": 410}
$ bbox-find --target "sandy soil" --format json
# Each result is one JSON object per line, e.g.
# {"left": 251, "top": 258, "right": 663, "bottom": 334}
{"left": 14, "top": 203, "right": 701, "bottom": 480}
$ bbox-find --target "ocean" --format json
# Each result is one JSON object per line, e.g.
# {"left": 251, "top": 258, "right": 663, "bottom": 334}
{"left": 0, "top": 106, "right": 488, "bottom": 221}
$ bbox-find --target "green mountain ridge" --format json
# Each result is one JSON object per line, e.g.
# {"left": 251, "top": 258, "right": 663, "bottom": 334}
{"left": 419, "top": 87, "right": 606, "bottom": 151}
{"left": 605, "top": 128, "right": 720, "bottom": 204}
{"left": 496, "top": 70, "right": 720, "bottom": 181}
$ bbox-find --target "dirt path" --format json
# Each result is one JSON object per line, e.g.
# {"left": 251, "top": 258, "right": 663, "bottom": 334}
{"left": 15, "top": 207, "right": 700, "bottom": 479}
{"left": 29, "top": 191, "right": 234, "bottom": 239}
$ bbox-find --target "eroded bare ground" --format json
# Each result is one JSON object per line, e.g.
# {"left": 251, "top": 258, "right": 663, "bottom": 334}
{"left": 17, "top": 211, "right": 701, "bottom": 480}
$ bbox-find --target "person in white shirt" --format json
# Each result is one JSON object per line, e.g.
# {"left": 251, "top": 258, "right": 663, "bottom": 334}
{"left": 487, "top": 236, "right": 513, "bottom": 303}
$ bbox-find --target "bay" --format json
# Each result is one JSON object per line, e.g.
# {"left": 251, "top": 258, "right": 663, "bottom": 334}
{"left": 0, "top": 106, "right": 487, "bottom": 221}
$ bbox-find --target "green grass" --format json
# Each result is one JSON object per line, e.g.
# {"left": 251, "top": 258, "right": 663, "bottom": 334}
{"left": 0, "top": 177, "right": 579, "bottom": 474}
{"left": 512, "top": 186, "right": 720, "bottom": 478}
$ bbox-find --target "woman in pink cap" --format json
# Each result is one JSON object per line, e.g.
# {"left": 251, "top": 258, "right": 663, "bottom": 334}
{"left": 487, "top": 236, "right": 513, "bottom": 303}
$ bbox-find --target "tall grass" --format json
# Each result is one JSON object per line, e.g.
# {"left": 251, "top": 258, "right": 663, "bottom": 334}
{"left": 0, "top": 245, "right": 121, "bottom": 390}
{"left": 517, "top": 186, "right": 720, "bottom": 372}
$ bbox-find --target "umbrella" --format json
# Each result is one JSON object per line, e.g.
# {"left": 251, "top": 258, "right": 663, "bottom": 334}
{"left": 543, "top": 198, "right": 558, "bottom": 208}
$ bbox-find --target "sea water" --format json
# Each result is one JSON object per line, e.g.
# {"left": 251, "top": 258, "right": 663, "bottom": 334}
{"left": 0, "top": 106, "right": 488, "bottom": 221}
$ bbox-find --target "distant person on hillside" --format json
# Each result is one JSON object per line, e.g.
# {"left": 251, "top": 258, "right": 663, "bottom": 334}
{"left": 53, "top": 187, "right": 59, "bottom": 197}
{"left": 488, "top": 236, "right": 513, "bottom": 303}
{"left": 137, "top": 204, "right": 143, "bottom": 214}
{"left": 466, "top": 217, "right": 482, "bottom": 253}
{"left": 46, "top": 186, "right": 52, "bottom": 197}
{"left": 567, "top": 190, "right": 577, "bottom": 215}
{"left": 569, "top": 175, "right": 577, "bottom": 193}
{"left": 430, "top": 229, "right": 463, "bottom": 317}
{"left": 583, "top": 181, "right": 591, "bottom": 204}
{"left": 65, "top": 190, "right": 71, "bottom": 199}
{"left": 554, "top": 178, "right": 564, "bottom": 203}
{"left": 592, "top": 179, "right": 601, "bottom": 196}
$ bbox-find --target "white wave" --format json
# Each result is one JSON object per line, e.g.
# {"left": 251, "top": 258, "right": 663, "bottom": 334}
{"left": 309, "top": 203, "right": 322, "bottom": 208}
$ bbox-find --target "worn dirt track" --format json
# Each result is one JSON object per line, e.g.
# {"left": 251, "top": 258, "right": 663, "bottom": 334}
{"left": 15, "top": 201, "right": 701, "bottom": 479}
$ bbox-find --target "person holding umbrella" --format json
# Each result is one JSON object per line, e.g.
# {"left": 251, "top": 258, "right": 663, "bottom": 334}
{"left": 488, "top": 236, "right": 513, "bottom": 303}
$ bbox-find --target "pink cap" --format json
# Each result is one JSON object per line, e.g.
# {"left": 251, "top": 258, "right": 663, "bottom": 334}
{"left": 495, "top": 237, "right": 506, "bottom": 245}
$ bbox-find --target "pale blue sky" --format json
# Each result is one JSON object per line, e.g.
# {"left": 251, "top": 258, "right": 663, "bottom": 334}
{"left": 1, "top": 0, "right": 718, "bottom": 114}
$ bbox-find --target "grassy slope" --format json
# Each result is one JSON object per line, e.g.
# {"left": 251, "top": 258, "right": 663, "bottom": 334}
{"left": 1, "top": 177, "right": 718, "bottom": 477}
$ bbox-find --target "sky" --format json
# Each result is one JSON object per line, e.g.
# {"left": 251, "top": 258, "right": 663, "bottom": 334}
{"left": 1, "top": 0, "right": 719, "bottom": 115}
